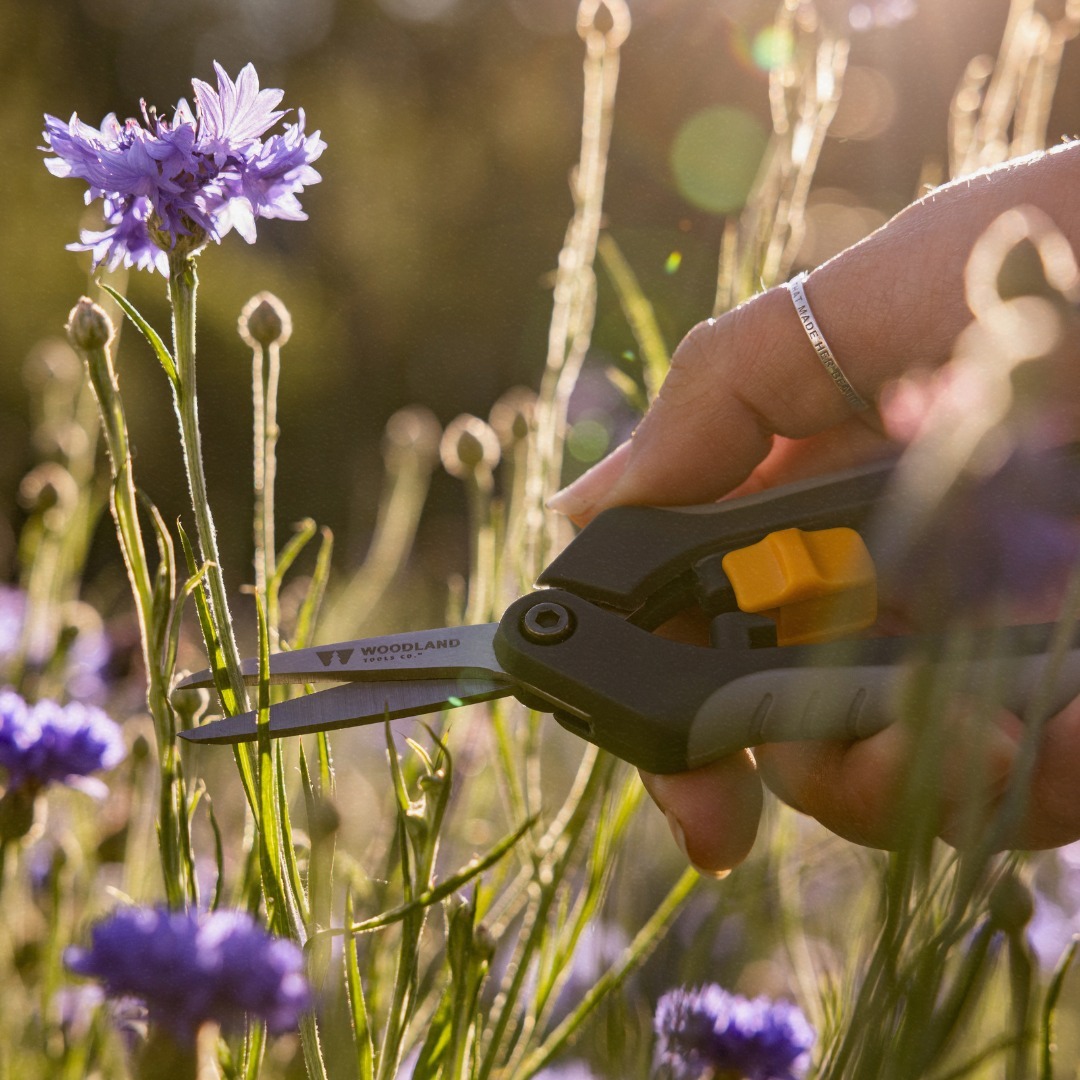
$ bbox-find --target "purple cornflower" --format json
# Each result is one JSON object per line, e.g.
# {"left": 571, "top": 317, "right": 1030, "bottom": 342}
{"left": 654, "top": 985, "right": 814, "bottom": 1080}
{"left": 0, "top": 689, "right": 124, "bottom": 795}
{"left": 65, "top": 906, "right": 311, "bottom": 1044}
{"left": 42, "top": 62, "right": 325, "bottom": 274}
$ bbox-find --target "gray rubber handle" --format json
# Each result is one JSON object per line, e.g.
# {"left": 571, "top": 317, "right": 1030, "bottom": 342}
{"left": 686, "top": 649, "right": 1080, "bottom": 770}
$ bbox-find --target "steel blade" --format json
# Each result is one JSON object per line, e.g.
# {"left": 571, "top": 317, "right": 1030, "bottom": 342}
{"left": 177, "top": 676, "right": 514, "bottom": 745}
{"left": 175, "top": 623, "right": 503, "bottom": 690}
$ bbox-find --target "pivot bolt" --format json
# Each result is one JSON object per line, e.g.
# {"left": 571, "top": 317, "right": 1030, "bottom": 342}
{"left": 521, "top": 602, "right": 574, "bottom": 644}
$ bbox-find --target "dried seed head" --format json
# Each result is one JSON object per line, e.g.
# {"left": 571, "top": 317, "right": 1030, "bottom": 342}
{"left": 383, "top": 406, "right": 442, "bottom": 465}
{"left": 440, "top": 414, "right": 501, "bottom": 478}
{"left": 488, "top": 387, "right": 536, "bottom": 448}
{"left": 19, "top": 463, "right": 79, "bottom": 521}
{"left": 239, "top": 292, "right": 292, "bottom": 348}
{"left": 66, "top": 298, "right": 115, "bottom": 352}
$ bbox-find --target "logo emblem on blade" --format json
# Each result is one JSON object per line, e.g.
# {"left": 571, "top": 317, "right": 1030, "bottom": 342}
{"left": 317, "top": 649, "right": 355, "bottom": 667}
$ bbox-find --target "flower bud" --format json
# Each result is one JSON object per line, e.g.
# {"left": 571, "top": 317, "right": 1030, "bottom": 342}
{"left": 440, "top": 414, "right": 501, "bottom": 479}
{"left": 308, "top": 794, "right": 341, "bottom": 840}
{"left": 19, "top": 463, "right": 79, "bottom": 523}
{"left": 382, "top": 406, "right": 441, "bottom": 465}
{"left": 66, "top": 298, "right": 114, "bottom": 352}
{"left": 988, "top": 872, "right": 1034, "bottom": 935}
{"left": 239, "top": 292, "right": 292, "bottom": 348}
{"left": 489, "top": 387, "right": 536, "bottom": 449}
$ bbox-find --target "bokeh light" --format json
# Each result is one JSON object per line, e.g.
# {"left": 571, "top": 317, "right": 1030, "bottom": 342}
{"left": 829, "top": 66, "right": 898, "bottom": 141}
{"left": 377, "top": 0, "right": 461, "bottom": 23}
{"left": 751, "top": 24, "right": 794, "bottom": 71}
{"left": 670, "top": 105, "right": 767, "bottom": 215}
{"left": 795, "top": 188, "right": 888, "bottom": 268}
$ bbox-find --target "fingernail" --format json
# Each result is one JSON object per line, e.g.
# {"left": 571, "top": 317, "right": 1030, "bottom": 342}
{"left": 664, "top": 810, "right": 730, "bottom": 881}
{"left": 547, "top": 440, "right": 632, "bottom": 519}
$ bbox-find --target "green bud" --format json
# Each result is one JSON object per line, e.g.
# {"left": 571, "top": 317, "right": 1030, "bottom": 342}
{"left": 988, "top": 872, "right": 1035, "bottom": 934}
{"left": 308, "top": 794, "right": 341, "bottom": 840}
{"left": 65, "top": 298, "right": 115, "bottom": 352}
{"left": 239, "top": 291, "right": 292, "bottom": 348}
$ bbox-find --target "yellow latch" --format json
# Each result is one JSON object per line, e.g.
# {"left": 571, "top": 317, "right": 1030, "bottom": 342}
{"left": 721, "top": 527, "right": 877, "bottom": 646}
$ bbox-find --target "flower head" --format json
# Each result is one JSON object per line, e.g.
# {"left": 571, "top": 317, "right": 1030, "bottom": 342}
{"left": 42, "top": 62, "right": 325, "bottom": 274}
{"left": 0, "top": 690, "right": 124, "bottom": 794}
{"left": 654, "top": 985, "right": 814, "bottom": 1080}
{"left": 65, "top": 906, "right": 310, "bottom": 1044}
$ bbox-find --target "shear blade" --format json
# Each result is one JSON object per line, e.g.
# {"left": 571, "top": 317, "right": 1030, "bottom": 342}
{"left": 174, "top": 623, "right": 502, "bottom": 690}
{"left": 177, "top": 677, "right": 514, "bottom": 745}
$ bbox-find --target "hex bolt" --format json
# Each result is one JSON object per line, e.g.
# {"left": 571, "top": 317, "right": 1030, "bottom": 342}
{"left": 521, "top": 601, "right": 574, "bottom": 644}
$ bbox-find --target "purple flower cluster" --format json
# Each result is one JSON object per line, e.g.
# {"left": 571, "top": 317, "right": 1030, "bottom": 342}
{"left": 654, "top": 985, "right": 814, "bottom": 1080}
{"left": 66, "top": 907, "right": 310, "bottom": 1043}
{"left": 0, "top": 688, "right": 124, "bottom": 794}
{"left": 42, "top": 63, "right": 324, "bottom": 275}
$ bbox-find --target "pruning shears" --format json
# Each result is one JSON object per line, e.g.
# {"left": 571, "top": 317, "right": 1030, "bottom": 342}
{"left": 176, "top": 451, "right": 1080, "bottom": 773}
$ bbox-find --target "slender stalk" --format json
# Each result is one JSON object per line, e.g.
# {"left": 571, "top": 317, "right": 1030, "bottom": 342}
{"left": 252, "top": 336, "right": 281, "bottom": 645}
{"left": 510, "top": 866, "right": 700, "bottom": 1079}
{"left": 74, "top": 308, "right": 190, "bottom": 907}
{"left": 168, "top": 255, "right": 249, "bottom": 712}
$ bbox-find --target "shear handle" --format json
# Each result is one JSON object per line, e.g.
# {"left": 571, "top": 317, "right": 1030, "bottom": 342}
{"left": 538, "top": 458, "right": 893, "bottom": 616}
{"left": 495, "top": 590, "right": 1080, "bottom": 774}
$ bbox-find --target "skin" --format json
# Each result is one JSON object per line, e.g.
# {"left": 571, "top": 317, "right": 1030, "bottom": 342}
{"left": 547, "top": 140, "right": 1080, "bottom": 875}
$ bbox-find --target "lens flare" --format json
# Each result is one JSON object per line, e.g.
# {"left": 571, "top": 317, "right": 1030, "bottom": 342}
{"left": 670, "top": 106, "right": 767, "bottom": 215}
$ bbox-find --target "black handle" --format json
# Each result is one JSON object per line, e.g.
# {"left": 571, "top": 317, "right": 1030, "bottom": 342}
{"left": 495, "top": 590, "right": 1080, "bottom": 774}
{"left": 537, "top": 458, "right": 895, "bottom": 614}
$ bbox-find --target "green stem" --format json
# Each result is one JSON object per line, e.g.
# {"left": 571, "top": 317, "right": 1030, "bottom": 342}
{"left": 80, "top": 334, "right": 189, "bottom": 907}
{"left": 168, "top": 256, "right": 249, "bottom": 712}
{"left": 510, "top": 866, "right": 700, "bottom": 1079}
{"left": 252, "top": 339, "right": 281, "bottom": 645}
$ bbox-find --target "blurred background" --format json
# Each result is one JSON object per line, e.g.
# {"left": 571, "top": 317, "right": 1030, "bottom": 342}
{"left": 3, "top": 0, "right": 1080, "bottom": 618}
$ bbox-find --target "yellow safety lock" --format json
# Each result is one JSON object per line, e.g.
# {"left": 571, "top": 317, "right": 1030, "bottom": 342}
{"left": 721, "top": 527, "right": 877, "bottom": 646}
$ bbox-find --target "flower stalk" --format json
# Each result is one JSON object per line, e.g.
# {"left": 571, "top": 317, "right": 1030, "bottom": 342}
{"left": 168, "top": 255, "right": 249, "bottom": 713}
{"left": 68, "top": 297, "right": 194, "bottom": 908}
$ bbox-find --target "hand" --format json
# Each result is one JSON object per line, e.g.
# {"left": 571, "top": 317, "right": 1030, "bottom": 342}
{"left": 548, "top": 143, "right": 1080, "bottom": 873}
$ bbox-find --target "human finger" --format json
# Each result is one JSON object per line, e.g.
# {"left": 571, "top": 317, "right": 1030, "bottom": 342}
{"left": 753, "top": 707, "right": 1025, "bottom": 850}
{"left": 639, "top": 751, "right": 763, "bottom": 876}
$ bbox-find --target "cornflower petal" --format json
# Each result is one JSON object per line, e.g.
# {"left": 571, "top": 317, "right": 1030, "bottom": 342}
{"left": 66, "top": 907, "right": 311, "bottom": 1044}
{"left": 0, "top": 690, "right": 124, "bottom": 792}
{"left": 43, "top": 63, "right": 322, "bottom": 274}
{"left": 654, "top": 985, "right": 815, "bottom": 1080}
{"left": 193, "top": 61, "right": 286, "bottom": 155}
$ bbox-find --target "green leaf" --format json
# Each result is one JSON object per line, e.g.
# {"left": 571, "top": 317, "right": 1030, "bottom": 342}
{"left": 294, "top": 526, "right": 334, "bottom": 650}
{"left": 596, "top": 232, "right": 671, "bottom": 402}
{"left": 100, "top": 282, "right": 179, "bottom": 386}
{"left": 178, "top": 522, "right": 240, "bottom": 718}
{"left": 255, "top": 595, "right": 288, "bottom": 938}
{"left": 346, "top": 816, "right": 535, "bottom": 935}
{"left": 344, "top": 891, "right": 376, "bottom": 1080}
{"left": 206, "top": 793, "right": 226, "bottom": 913}
{"left": 1041, "top": 936, "right": 1079, "bottom": 1080}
